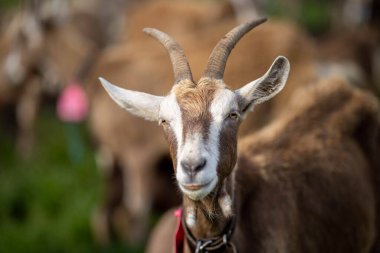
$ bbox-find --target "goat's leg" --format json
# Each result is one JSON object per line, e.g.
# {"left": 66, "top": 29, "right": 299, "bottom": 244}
{"left": 118, "top": 148, "right": 154, "bottom": 245}
{"left": 91, "top": 145, "right": 121, "bottom": 246}
{"left": 16, "top": 78, "right": 41, "bottom": 158}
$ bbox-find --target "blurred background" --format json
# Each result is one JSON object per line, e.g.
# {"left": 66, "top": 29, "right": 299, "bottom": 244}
{"left": 0, "top": 0, "right": 378, "bottom": 252}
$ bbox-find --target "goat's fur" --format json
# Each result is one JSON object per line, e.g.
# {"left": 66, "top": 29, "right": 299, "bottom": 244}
{"left": 0, "top": 2, "right": 99, "bottom": 156}
{"left": 88, "top": 1, "right": 317, "bottom": 243}
{"left": 234, "top": 77, "right": 380, "bottom": 252}
{"left": 146, "top": 77, "right": 380, "bottom": 253}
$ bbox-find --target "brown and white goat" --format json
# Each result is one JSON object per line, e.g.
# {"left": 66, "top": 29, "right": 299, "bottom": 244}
{"left": 146, "top": 75, "right": 380, "bottom": 253}
{"left": 99, "top": 19, "right": 380, "bottom": 253}
{"left": 87, "top": 2, "right": 231, "bottom": 244}
{"left": 89, "top": 1, "right": 317, "bottom": 244}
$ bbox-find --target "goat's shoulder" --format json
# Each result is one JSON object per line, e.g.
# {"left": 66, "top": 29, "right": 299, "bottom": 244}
{"left": 235, "top": 76, "right": 379, "bottom": 195}
{"left": 232, "top": 77, "right": 379, "bottom": 252}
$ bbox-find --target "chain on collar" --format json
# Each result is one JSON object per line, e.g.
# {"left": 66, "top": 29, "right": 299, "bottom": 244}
{"left": 181, "top": 213, "right": 237, "bottom": 253}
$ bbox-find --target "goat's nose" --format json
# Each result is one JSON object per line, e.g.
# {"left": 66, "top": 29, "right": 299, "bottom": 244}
{"left": 181, "top": 158, "right": 207, "bottom": 175}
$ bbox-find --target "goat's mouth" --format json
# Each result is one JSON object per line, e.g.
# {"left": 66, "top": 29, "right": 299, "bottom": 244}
{"left": 181, "top": 181, "right": 211, "bottom": 191}
{"left": 178, "top": 178, "right": 218, "bottom": 200}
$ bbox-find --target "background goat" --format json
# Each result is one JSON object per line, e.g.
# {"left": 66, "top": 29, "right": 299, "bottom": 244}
{"left": 0, "top": 0, "right": 126, "bottom": 157}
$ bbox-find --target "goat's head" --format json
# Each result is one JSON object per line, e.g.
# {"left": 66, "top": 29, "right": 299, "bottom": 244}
{"left": 3, "top": 0, "right": 67, "bottom": 86}
{"left": 100, "top": 18, "right": 290, "bottom": 201}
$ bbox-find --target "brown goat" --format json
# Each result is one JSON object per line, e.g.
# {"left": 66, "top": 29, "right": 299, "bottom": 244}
{"left": 99, "top": 19, "right": 380, "bottom": 253}
{"left": 0, "top": 0, "right": 119, "bottom": 156}
{"left": 146, "top": 76, "right": 380, "bottom": 253}
{"left": 88, "top": 1, "right": 317, "bottom": 245}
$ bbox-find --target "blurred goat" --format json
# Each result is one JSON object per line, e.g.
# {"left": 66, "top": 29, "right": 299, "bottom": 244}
{"left": 0, "top": 0, "right": 126, "bottom": 156}
{"left": 229, "top": 0, "right": 380, "bottom": 92}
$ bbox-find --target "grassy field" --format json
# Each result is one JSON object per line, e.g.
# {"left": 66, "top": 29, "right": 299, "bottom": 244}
{"left": 0, "top": 106, "right": 142, "bottom": 253}
{"left": 0, "top": 0, "right": 125, "bottom": 251}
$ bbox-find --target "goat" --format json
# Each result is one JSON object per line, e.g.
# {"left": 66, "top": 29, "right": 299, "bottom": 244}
{"left": 99, "top": 19, "right": 380, "bottom": 253}
{"left": 88, "top": 1, "right": 230, "bottom": 244}
{"left": 0, "top": 0, "right": 123, "bottom": 156}
{"left": 88, "top": 1, "right": 317, "bottom": 245}
{"left": 146, "top": 75, "right": 380, "bottom": 253}
{"left": 0, "top": 1, "right": 96, "bottom": 155}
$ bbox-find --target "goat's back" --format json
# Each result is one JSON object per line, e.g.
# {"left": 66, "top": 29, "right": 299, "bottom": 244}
{"left": 235, "top": 77, "right": 380, "bottom": 252}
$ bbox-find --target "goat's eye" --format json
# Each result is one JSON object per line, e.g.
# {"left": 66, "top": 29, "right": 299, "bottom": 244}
{"left": 228, "top": 112, "right": 240, "bottom": 120}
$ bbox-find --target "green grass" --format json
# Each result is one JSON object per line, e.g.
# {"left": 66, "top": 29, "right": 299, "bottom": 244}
{"left": 264, "top": 0, "right": 331, "bottom": 35}
{"left": 0, "top": 107, "right": 142, "bottom": 253}
{"left": 0, "top": 0, "right": 21, "bottom": 10}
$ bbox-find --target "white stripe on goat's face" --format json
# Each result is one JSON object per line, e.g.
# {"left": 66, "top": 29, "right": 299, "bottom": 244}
{"left": 159, "top": 80, "right": 240, "bottom": 200}
{"left": 99, "top": 56, "right": 290, "bottom": 201}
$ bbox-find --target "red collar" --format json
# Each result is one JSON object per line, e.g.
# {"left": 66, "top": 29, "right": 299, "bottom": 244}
{"left": 173, "top": 208, "right": 237, "bottom": 253}
{"left": 174, "top": 208, "right": 185, "bottom": 253}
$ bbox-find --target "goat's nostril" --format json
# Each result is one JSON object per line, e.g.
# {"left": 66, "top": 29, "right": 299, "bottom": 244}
{"left": 195, "top": 159, "right": 206, "bottom": 172}
{"left": 181, "top": 159, "right": 207, "bottom": 174}
{"left": 181, "top": 161, "right": 191, "bottom": 173}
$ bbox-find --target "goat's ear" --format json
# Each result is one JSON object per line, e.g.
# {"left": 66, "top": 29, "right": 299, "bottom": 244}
{"left": 99, "top": 77, "right": 163, "bottom": 121}
{"left": 236, "top": 56, "right": 290, "bottom": 116}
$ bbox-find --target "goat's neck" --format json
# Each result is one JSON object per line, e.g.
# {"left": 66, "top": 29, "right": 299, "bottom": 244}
{"left": 183, "top": 174, "right": 235, "bottom": 240}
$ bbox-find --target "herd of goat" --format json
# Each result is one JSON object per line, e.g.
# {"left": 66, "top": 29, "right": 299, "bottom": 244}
{"left": 0, "top": 0, "right": 379, "bottom": 252}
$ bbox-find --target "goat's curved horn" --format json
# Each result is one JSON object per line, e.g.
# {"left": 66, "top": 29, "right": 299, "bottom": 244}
{"left": 203, "top": 18, "right": 267, "bottom": 80}
{"left": 143, "top": 28, "right": 193, "bottom": 84}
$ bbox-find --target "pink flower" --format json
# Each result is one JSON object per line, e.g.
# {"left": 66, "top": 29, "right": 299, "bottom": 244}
{"left": 57, "top": 81, "right": 88, "bottom": 122}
